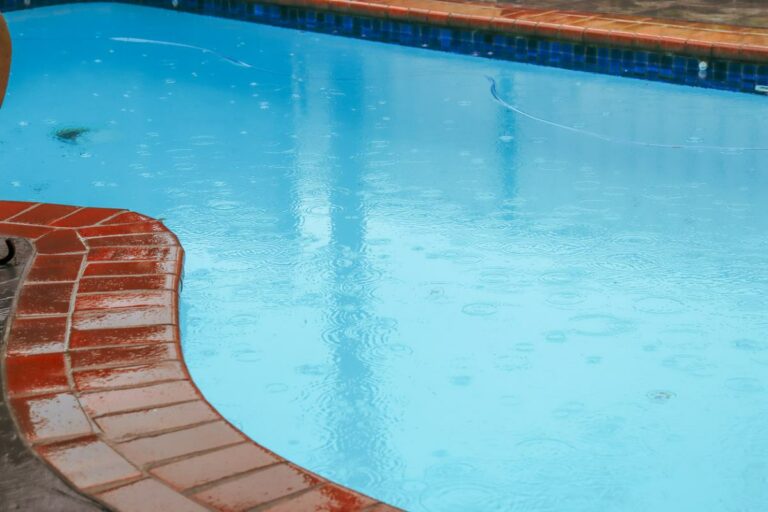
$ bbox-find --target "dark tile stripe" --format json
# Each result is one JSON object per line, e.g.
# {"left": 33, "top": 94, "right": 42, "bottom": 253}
{"left": 1, "top": 0, "right": 767, "bottom": 94}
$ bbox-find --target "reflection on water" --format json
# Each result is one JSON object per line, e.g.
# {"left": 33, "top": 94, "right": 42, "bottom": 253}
{"left": 3, "top": 4, "right": 768, "bottom": 511}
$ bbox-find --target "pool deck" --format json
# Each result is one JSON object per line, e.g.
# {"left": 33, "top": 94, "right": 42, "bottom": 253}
{"left": 490, "top": 0, "right": 768, "bottom": 29}
{"left": 259, "top": 0, "right": 768, "bottom": 64}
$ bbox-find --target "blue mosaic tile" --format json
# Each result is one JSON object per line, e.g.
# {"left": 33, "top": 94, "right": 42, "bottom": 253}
{"left": 2, "top": 0, "right": 768, "bottom": 95}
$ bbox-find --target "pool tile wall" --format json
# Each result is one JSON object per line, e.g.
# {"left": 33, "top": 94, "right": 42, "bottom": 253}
{"left": 2, "top": 0, "right": 768, "bottom": 94}
{"left": 0, "top": 201, "right": 397, "bottom": 512}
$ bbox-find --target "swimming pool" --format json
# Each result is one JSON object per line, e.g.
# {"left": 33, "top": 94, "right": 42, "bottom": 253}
{"left": 3, "top": 3, "right": 768, "bottom": 510}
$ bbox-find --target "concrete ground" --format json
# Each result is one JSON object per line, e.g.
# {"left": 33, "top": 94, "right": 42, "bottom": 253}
{"left": 494, "top": 0, "right": 768, "bottom": 28}
{"left": 0, "top": 239, "right": 104, "bottom": 511}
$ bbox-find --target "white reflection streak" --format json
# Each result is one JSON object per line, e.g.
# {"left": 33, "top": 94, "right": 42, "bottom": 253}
{"left": 110, "top": 36, "right": 253, "bottom": 68}
{"left": 486, "top": 76, "right": 768, "bottom": 152}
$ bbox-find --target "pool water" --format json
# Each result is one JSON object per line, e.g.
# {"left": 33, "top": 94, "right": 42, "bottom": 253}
{"left": 3, "top": 4, "right": 768, "bottom": 510}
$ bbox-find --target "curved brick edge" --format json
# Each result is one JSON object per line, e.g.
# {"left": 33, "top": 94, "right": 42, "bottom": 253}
{"left": 0, "top": 11, "right": 10, "bottom": 107}
{"left": 0, "top": 200, "right": 399, "bottom": 512}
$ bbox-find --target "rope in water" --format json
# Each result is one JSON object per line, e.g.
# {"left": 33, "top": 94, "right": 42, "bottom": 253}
{"left": 103, "top": 41, "right": 768, "bottom": 152}
{"left": 110, "top": 37, "right": 253, "bottom": 68}
{"left": 486, "top": 76, "right": 768, "bottom": 152}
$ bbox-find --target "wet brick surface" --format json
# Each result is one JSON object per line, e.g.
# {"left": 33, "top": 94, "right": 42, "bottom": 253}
{"left": 0, "top": 238, "right": 105, "bottom": 511}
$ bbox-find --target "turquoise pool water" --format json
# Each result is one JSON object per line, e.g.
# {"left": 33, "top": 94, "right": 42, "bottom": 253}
{"left": 3, "top": 4, "right": 768, "bottom": 510}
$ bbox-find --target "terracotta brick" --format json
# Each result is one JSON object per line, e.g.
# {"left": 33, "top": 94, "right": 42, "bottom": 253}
{"left": 0, "top": 222, "right": 52, "bottom": 239}
{"left": 70, "top": 343, "right": 179, "bottom": 371}
{"left": 327, "top": 0, "right": 351, "bottom": 13}
{"left": 260, "top": 484, "right": 376, "bottom": 512}
{"left": 633, "top": 31, "right": 663, "bottom": 50}
{"left": 610, "top": 28, "right": 639, "bottom": 47}
{"left": 16, "top": 282, "right": 74, "bottom": 315}
{"left": 79, "top": 381, "right": 199, "bottom": 417}
{"left": 6, "top": 316, "right": 68, "bottom": 355}
{"left": 405, "top": 6, "right": 429, "bottom": 23}
{"left": 558, "top": 24, "right": 586, "bottom": 42}
{"left": 5, "top": 353, "right": 68, "bottom": 396}
{"left": 631, "top": 23, "right": 692, "bottom": 52}
{"left": 78, "top": 275, "right": 177, "bottom": 293}
{"left": 27, "top": 254, "right": 84, "bottom": 282}
{"left": 426, "top": 9, "right": 449, "bottom": 25}
{"left": 490, "top": 16, "right": 516, "bottom": 32}
{"left": 353, "top": 1, "right": 389, "bottom": 18}
{"left": 75, "top": 291, "right": 174, "bottom": 312}
{"left": 115, "top": 421, "right": 244, "bottom": 466}
{"left": 11, "top": 393, "right": 93, "bottom": 443}
{"left": 38, "top": 438, "right": 141, "bottom": 489}
{"left": 88, "top": 246, "right": 180, "bottom": 262}
{"left": 83, "top": 261, "right": 176, "bottom": 277}
{"left": 72, "top": 306, "right": 174, "bottom": 330}
{"left": 583, "top": 26, "right": 614, "bottom": 45}
{"left": 500, "top": 6, "right": 539, "bottom": 18}
{"left": 35, "top": 229, "right": 86, "bottom": 254}
{"left": 96, "top": 401, "right": 218, "bottom": 441}
{"left": 51, "top": 207, "right": 124, "bottom": 228}
{"left": 0, "top": 201, "right": 36, "bottom": 221}
{"left": 78, "top": 221, "right": 166, "bottom": 239}
{"left": 511, "top": 17, "right": 540, "bottom": 35}
{"left": 386, "top": 5, "right": 408, "bottom": 19}
{"left": 151, "top": 443, "right": 281, "bottom": 491}
{"left": 8, "top": 203, "right": 79, "bottom": 225}
{"left": 97, "top": 479, "right": 208, "bottom": 512}
{"left": 684, "top": 38, "right": 713, "bottom": 58}
{"left": 447, "top": 12, "right": 490, "bottom": 30}
{"left": 70, "top": 325, "right": 176, "bottom": 349}
{"left": 74, "top": 361, "right": 186, "bottom": 391}
{"left": 741, "top": 43, "right": 768, "bottom": 62}
{"left": 659, "top": 35, "right": 688, "bottom": 52}
{"left": 193, "top": 464, "right": 319, "bottom": 512}
{"left": 86, "top": 233, "right": 177, "bottom": 248}
{"left": 102, "top": 211, "right": 154, "bottom": 225}
{"left": 712, "top": 41, "right": 744, "bottom": 59}
{"left": 534, "top": 21, "right": 562, "bottom": 38}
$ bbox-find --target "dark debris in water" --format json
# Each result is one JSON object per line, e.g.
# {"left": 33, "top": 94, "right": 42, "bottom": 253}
{"left": 54, "top": 127, "right": 90, "bottom": 144}
{"left": 647, "top": 390, "right": 676, "bottom": 403}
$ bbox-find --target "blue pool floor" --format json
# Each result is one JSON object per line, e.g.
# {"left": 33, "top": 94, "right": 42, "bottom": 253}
{"left": 2, "top": 4, "right": 768, "bottom": 511}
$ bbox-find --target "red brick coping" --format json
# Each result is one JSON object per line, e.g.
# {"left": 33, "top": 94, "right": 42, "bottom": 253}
{"left": 0, "top": 200, "right": 397, "bottom": 512}
{"left": 0, "top": 12, "right": 10, "bottom": 107}
{"left": 269, "top": 0, "right": 768, "bottom": 63}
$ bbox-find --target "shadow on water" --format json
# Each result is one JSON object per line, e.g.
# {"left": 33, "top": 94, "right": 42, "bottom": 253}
{"left": 318, "top": 57, "right": 401, "bottom": 489}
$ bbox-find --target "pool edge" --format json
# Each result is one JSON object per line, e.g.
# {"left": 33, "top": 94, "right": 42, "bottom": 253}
{"left": 2, "top": 0, "right": 768, "bottom": 95}
{"left": 0, "top": 200, "right": 398, "bottom": 512}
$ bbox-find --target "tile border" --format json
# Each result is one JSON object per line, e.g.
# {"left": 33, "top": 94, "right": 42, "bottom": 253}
{"left": 2, "top": 0, "right": 768, "bottom": 94}
{"left": 0, "top": 200, "right": 397, "bottom": 512}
